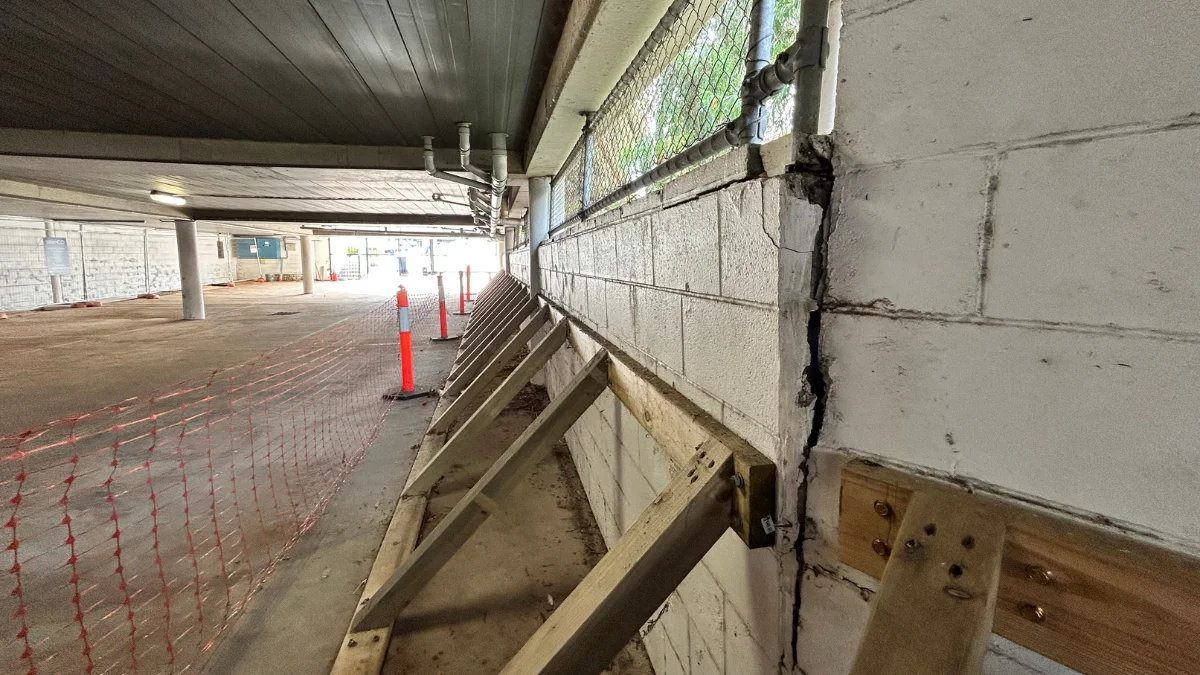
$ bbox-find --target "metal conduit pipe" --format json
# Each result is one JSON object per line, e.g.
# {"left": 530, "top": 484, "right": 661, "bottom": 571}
{"left": 575, "top": 122, "right": 741, "bottom": 222}
{"left": 563, "top": 11, "right": 829, "bottom": 229}
{"left": 424, "top": 126, "right": 510, "bottom": 235}
{"left": 457, "top": 122, "right": 491, "bottom": 181}
{"left": 422, "top": 136, "right": 490, "bottom": 191}
{"left": 488, "top": 132, "right": 509, "bottom": 235}
{"left": 740, "top": 0, "right": 776, "bottom": 145}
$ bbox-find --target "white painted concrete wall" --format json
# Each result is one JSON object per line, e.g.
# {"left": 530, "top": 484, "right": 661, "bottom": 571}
{"left": 797, "top": 1, "right": 1200, "bottom": 674}
{"left": 526, "top": 145, "right": 809, "bottom": 675}
{"left": 0, "top": 221, "right": 234, "bottom": 311}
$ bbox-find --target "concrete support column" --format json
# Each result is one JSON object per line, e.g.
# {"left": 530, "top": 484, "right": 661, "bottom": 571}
{"left": 300, "top": 234, "right": 315, "bottom": 294}
{"left": 528, "top": 176, "right": 551, "bottom": 296}
{"left": 504, "top": 226, "right": 515, "bottom": 272}
{"left": 174, "top": 219, "right": 205, "bottom": 320}
{"left": 43, "top": 220, "right": 63, "bottom": 304}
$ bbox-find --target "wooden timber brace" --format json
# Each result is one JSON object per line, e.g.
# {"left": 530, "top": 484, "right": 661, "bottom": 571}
{"left": 840, "top": 460, "right": 1200, "bottom": 675}
{"left": 331, "top": 281, "right": 777, "bottom": 675}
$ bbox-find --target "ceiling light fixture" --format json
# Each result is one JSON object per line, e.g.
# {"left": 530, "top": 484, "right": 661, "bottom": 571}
{"left": 150, "top": 190, "right": 186, "bottom": 206}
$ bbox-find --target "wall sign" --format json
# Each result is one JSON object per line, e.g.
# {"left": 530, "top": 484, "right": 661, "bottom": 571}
{"left": 43, "top": 237, "right": 71, "bottom": 275}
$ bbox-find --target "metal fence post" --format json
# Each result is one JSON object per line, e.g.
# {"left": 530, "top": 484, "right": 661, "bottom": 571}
{"left": 581, "top": 112, "right": 596, "bottom": 210}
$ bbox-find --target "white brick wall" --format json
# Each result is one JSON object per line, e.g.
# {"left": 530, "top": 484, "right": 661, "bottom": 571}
{"left": 805, "top": 1, "right": 1200, "bottom": 674}
{"left": 534, "top": 156, "right": 802, "bottom": 674}
{"left": 0, "top": 222, "right": 234, "bottom": 311}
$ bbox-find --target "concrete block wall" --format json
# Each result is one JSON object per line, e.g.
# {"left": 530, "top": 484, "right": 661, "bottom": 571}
{"left": 0, "top": 221, "right": 233, "bottom": 311}
{"left": 509, "top": 246, "right": 530, "bottom": 285}
{"left": 526, "top": 149, "right": 812, "bottom": 675}
{"left": 799, "top": 1, "right": 1200, "bottom": 674}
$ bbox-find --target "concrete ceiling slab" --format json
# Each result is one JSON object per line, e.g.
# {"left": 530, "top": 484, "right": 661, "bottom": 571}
{"left": 0, "top": 0, "right": 571, "bottom": 148}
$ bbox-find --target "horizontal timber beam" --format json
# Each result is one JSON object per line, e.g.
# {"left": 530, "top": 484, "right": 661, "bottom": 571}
{"left": 840, "top": 460, "right": 1200, "bottom": 675}
{"left": 0, "top": 127, "right": 524, "bottom": 173}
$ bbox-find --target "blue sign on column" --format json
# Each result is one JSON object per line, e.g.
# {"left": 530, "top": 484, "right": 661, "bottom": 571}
{"left": 43, "top": 237, "right": 71, "bottom": 275}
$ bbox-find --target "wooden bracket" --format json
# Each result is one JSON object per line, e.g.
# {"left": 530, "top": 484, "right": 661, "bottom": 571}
{"left": 455, "top": 283, "right": 523, "bottom": 351}
{"left": 499, "top": 441, "right": 735, "bottom": 675}
{"left": 429, "top": 306, "right": 552, "bottom": 434}
{"left": 839, "top": 461, "right": 1200, "bottom": 675}
{"left": 462, "top": 272, "right": 512, "bottom": 317}
{"left": 457, "top": 282, "right": 522, "bottom": 346}
{"left": 408, "top": 318, "right": 569, "bottom": 496}
{"left": 444, "top": 299, "right": 537, "bottom": 396}
{"left": 453, "top": 292, "right": 530, "bottom": 366}
{"left": 350, "top": 349, "right": 611, "bottom": 632}
{"left": 563, "top": 313, "right": 776, "bottom": 548}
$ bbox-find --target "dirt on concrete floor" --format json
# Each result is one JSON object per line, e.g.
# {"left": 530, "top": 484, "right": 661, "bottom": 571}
{"left": 382, "top": 383, "right": 654, "bottom": 675}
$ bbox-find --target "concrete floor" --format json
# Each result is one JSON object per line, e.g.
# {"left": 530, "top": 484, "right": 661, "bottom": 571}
{"left": 3, "top": 281, "right": 652, "bottom": 674}
{"left": 0, "top": 281, "right": 392, "bottom": 435}
{"left": 201, "top": 391, "right": 446, "bottom": 675}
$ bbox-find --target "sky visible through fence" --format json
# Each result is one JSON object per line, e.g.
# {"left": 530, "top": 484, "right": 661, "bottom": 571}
{"left": 1, "top": 293, "right": 441, "bottom": 675}
{"left": 551, "top": 0, "right": 802, "bottom": 227}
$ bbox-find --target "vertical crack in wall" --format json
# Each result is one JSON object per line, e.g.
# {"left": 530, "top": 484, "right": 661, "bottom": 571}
{"left": 974, "top": 154, "right": 1003, "bottom": 316}
{"left": 786, "top": 135, "right": 835, "bottom": 667}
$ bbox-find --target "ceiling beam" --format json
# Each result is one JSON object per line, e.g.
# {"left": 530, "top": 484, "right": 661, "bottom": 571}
{"left": 523, "top": 0, "right": 673, "bottom": 176}
{"left": 0, "top": 128, "right": 525, "bottom": 174}
{"left": 192, "top": 210, "right": 475, "bottom": 226}
{"left": 299, "top": 226, "right": 494, "bottom": 239}
{"left": 0, "top": 178, "right": 187, "bottom": 219}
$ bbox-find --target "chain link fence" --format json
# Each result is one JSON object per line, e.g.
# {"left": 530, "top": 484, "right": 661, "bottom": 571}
{"left": 550, "top": 0, "right": 803, "bottom": 229}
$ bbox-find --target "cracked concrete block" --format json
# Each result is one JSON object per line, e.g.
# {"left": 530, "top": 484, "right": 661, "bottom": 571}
{"left": 682, "top": 297, "right": 779, "bottom": 433}
{"left": 654, "top": 195, "right": 720, "bottom": 295}
{"left": 837, "top": 0, "right": 1200, "bottom": 165}
{"left": 606, "top": 280, "right": 636, "bottom": 345}
{"left": 664, "top": 146, "right": 751, "bottom": 208}
{"left": 622, "top": 190, "right": 663, "bottom": 219}
{"left": 689, "top": 629, "right": 722, "bottom": 675}
{"left": 719, "top": 180, "right": 778, "bottom": 304}
{"left": 828, "top": 155, "right": 987, "bottom": 314}
{"left": 987, "top": 127, "right": 1200, "bottom": 332}
{"left": 616, "top": 214, "right": 655, "bottom": 285}
{"left": 634, "top": 286, "right": 683, "bottom": 373}
{"left": 822, "top": 312, "right": 1200, "bottom": 542}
